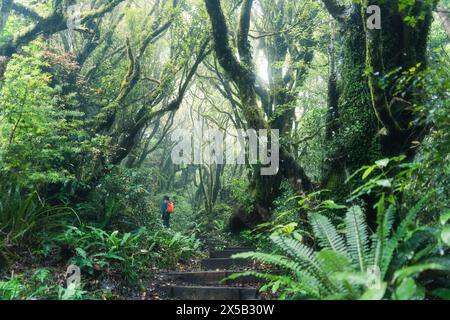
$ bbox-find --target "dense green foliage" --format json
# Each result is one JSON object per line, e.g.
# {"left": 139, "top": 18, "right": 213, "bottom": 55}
{"left": 0, "top": 0, "right": 449, "bottom": 300}
{"left": 230, "top": 159, "right": 450, "bottom": 299}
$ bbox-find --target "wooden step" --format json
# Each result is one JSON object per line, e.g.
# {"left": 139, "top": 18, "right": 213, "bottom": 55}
{"left": 163, "top": 285, "right": 259, "bottom": 300}
{"left": 201, "top": 258, "right": 253, "bottom": 270}
{"left": 161, "top": 271, "right": 261, "bottom": 286}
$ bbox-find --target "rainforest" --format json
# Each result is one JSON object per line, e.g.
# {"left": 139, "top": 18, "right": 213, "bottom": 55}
{"left": 0, "top": 0, "right": 449, "bottom": 302}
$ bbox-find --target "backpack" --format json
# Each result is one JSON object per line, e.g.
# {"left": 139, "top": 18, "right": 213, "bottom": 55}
{"left": 167, "top": 201, "right": 174, "bottom": 214}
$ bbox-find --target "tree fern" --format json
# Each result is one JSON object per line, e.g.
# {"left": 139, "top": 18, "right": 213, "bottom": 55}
{"left": 345, "top": 206, "right": 369, "bottom": 272}
{"left": 309, "top": 213, "right": 347, "bottom": 255}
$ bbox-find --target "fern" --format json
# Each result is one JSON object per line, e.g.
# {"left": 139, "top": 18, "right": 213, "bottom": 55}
{"left": 370, "top": 203, "right": 396, "bottom": 275}
{"left": 269, "top": 235, "right": 320, "bottom": 270}
{"left": 382, "top": 193, "right": 433, "bottom": 275}
{"left": 309, "top": 213, "right": 347, "bottom": 255}
{"left": 270, "top": 236, "right": 340, "bottom": 294}
{"left": 317, "top": 249, "right": 352, "bottom": 274}
{"left": 225, "top": 271, "right": 321, "bottom": 299}
{"left": 229, "top": 192, "right": 439, "bottom": 300}
{"left": 233, "top": 251, "right": 305, "bottom": 275}
{"left": 345, "top": 206, "right": 369, "bottom": 272}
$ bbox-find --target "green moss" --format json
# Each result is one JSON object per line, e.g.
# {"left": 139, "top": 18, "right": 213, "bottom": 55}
{"left": 327, "top": 7, "right": 382, "bottom": 175}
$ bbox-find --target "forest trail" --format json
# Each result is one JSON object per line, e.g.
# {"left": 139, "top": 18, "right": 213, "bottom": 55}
{"left": 160, "top": 247, "right": 262, "bottom": 300}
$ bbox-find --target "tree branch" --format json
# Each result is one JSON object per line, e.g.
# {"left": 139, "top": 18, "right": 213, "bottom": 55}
{"left": 11, "top": 3, "right": 43, "bottom": 22}
{"left": 237, "top": 0, "right": 253, "bottom": 66}
{"left": 0, "top": 0, "right": 126, "bottom": 57}
{"left": 204, "top": 0, "right": 245, "bottom": 85}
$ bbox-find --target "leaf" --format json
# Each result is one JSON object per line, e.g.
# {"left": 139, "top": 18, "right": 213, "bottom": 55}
{"left": 362, "top": 165, "right": 376, "bottom": 180}
{"left": 375, "top": 179, "right": 392, "bottom": 188}
{"left": 394, "top": 278, "right": 425, "bottom": 300}
{"left": 293, "top": 231, "right": 303, "bottom": 242}
{"left": 75, "top": 247, "right": 88, "bottom": 259}
{"left": 93, "top": 253, "right": 125, "bottom": 261}
{"left": 345, "top": 206, "right": 369, "bottom": 272}
{"left": 375, "top": 159, "right": 390, "bottom": 168}
{"left": 281, "top": 223, "right": 298, "bottom": 235}
{"left": 431, "top": 288, "right": 450, "bottom": 300}
{"left": 320, "top": 200, "right": 347, "bottom": 210}
{"left": 272, "top": 281, "right": 281, "bottom": 294}
{"left": 359, "top": 283, "right": 387, "bottom": 300}
{"left": 317, "top": 249, "right": 351, "bottom": 273}
{"left": 332, "top": 272, "right": 368, "bottom": 286}
{"left": 440, "top": 211, "right": 450, "bottom": 226}
{"left": 441, "top": 227, "right": 450, "bottom": 246}
{"left": 393, "top": 263, "right": 449, "bottom": 283}
{"left": 309, "top": 213, "right": 347, "bottom": 254}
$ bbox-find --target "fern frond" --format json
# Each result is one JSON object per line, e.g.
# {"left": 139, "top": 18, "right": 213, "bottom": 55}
{"left": 393, "top": 261, "right": 450, "bottom": 284}
{"left": 233, "top": 251, "right": 305, "bottom": 274}
{"left": 269, "top": 235, "right": 320, "bottom": 270}
{"left": 225, "top": 271, "right": 321, "bottom": 299}
{"left": 270, "top": 236, "right": 340, "bottom": 294}
{"left": 345, "top": 206, "right": 369, "bottom": 272}
{"left": 370, "top": 204, "right": 396, "bottom": 275}
{"left": 309, "top": 213, "right": 347, "bottom": 254}
{"left": 383, "top": 193, "right": 433, "bottom": 275}
{"left": 317, "top": 249, "right": 352, "bottom": 274}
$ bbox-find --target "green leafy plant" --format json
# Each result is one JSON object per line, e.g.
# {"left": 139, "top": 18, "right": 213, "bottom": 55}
{"left": 231, "top": 194, "right": 449, "bottom": 300}
{"left": 0, "top": 268, "right": 87, "bottom": 300}
{"left": 0, "top": 184, "right": 78, "bottom": 264}
{"left": 53, "top": 225, "right": 201, "bottom": 285}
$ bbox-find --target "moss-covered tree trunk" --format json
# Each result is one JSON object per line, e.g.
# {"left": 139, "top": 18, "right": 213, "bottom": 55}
{"left": 362, "top": 0, "right": 435, "bottom": 157}
{"left": 323, "top": 4, "right": 380, "bottom": 197}
{"left": 322, "top": 1, "right": 436, "bottom": 197}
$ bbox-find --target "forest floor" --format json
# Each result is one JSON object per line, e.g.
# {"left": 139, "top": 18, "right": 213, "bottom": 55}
{"left": 1, "top": 240, "right": 272, "bottom": 300}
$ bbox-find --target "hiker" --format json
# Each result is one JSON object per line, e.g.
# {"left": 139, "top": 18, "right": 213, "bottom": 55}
{"left": 161, "top": 196, "right": 174, "bottom": 228}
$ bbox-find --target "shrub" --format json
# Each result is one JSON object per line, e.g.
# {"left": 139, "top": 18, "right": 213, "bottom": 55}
{"left": 52, "top": 225, "right": 201, "bottom": 285}
{"left": 231, "top": 198, "right": 449, "bottom": 300}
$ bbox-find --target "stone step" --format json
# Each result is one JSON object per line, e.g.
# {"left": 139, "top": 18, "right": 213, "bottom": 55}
{"left": 163, "top": 285, "right": 259, "bottom": 300}
{"left": 201, "top": 258, "right": 253, "bottom": 270}
{"left": 210, "top": 248, "right": 255, "bottom": 259}
{"left": 161, "top": 271, "right": 261, "bottom": 286}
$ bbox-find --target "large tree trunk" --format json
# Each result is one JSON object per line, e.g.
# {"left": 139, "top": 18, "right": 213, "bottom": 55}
{"left": 322, "top": 4, "right": 380, "bottom": 196}
{"left": 320, "top": 1, "right": 436, "bottom": 226}
{"left": 362, "top": 0, "right": 434, "bottom": 157}
{"left": 322, "top": 1, "right": 436, "bottom": 194}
